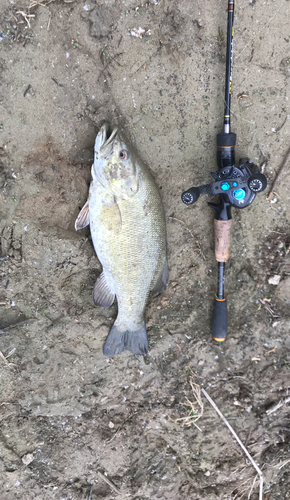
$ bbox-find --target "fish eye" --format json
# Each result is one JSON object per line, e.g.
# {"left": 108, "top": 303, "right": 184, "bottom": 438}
{"left": 119, "top": 149, "right": 128, "bottom": 160}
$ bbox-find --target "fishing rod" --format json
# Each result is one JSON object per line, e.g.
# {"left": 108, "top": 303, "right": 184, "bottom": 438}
{"left": 181, "top": 0, "right": 267, "bottom": 342}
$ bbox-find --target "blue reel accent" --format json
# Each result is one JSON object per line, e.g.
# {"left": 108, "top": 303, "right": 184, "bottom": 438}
{"left": 221, "top": 182, "right": 230, "bottom": 191}
{"left": 233, "top": 188, "right": 246, "bottom": 200}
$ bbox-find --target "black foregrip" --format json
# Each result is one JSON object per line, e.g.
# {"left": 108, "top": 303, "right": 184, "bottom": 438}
{"left": 217, "top": 132, "right": 236, "bottom": 171}
{"left": 211, "top": 298, "right": 228, "bottom": 341}
{"left": 216, "top": 133, "right": 236, "bottom": 147}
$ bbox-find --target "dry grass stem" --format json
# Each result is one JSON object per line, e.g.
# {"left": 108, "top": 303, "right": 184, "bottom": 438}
{"left": 107, "top": 412, "right": 138, "bottom": 443}
{"left": 0, "top": 350, "right": 17, "bottom": 369}
{"left": 175, "top": 377, "right": 203, "bottom": 431}
{"left": 232, "top": 474, "right": 257, "bottom": 500}
{"left": 168, "top": 217, "right": 206, "bottom": 260}
{"left": 266, "top": 396, "right": 290, "bottom": 415}
{"left": 248, "top": 473, "right": 258, "bottom": 499}
{"left": 28, "top": 0, "right": 55, "bottom": 8}
{"left": 268, "top": 145, "right": 290, "bottom": 200}
{"left": 87, "top": 484, "right": 93, "bottom": 500}
{"left": 273, "top": 458, "right": 290, "bottom": 469}
{"left": 5, "top": 348, "right": 16, "bottom": 358}
{"left": 259, "top": 299, "right": 280, "bottom": 318}
{"left": 202, "top": 388, "right": 264, "bottom": 500}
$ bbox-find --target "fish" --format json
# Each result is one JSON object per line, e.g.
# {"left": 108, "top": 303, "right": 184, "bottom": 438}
{"left": 75, "top": 123, "right": 168, "bottom": 356}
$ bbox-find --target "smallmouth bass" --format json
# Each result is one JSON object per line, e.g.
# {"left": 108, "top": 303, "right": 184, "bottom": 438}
{"left": 75, "top": 124, "right": 168, "bottom": 356}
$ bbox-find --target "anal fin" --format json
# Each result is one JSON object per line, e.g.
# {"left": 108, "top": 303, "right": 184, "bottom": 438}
{"left": 75, "top": 201, "right": 89, "bottom": 230}
{"left": 93, "top": 272, "right": 115, "bottom": 308}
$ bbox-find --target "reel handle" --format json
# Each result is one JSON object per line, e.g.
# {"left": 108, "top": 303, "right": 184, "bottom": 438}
{"left": 181, "top": 187, "right": 200, "bottom": 205}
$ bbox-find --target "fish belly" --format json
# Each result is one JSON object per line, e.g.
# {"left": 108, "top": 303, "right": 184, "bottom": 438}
{"left": 89, "top": 177, "right": 166, "bottom": 355}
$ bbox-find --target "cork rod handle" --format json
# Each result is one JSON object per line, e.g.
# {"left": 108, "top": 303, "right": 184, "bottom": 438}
{"left": 214, "top": 219, "right": 232, "bottom": 262}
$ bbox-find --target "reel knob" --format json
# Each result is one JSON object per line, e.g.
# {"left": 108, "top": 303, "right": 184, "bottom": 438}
{"left": 181, "top": 187, "right": 200, "bottom": 205}
{"left": 248, "top": 173, "right": 267, "bottom": 193}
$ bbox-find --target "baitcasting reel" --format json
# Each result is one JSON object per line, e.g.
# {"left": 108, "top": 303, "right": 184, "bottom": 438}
{"left": 181, "top": 158, "right": 267, "bottom": 210}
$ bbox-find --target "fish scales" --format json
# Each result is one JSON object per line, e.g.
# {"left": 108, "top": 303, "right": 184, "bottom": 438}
{"left": 75, "top": 124, "right": 168, "bottom": 356}
{"left": 91, "top": 170, "right": 165, "bottom": 321}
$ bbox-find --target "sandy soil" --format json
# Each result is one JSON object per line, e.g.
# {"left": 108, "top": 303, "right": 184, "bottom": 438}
{"left": 0, "top": 0, "right": 290, "bottom": 499}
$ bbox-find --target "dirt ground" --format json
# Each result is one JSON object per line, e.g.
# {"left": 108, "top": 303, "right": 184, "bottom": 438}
{"left": 0, "top": 0, "right": 290, "bottom": 499}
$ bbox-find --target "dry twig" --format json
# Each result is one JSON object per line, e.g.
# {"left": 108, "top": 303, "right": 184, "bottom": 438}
{"left": 16, "top": 1, "right": 55, "bottom": 28}
{"left": 0, "top": 318, "right": 36, "bottom": 334}
{"left": 265, "top": 348, "right": 275, "bottom": 355}
{"left": 16, "top": 11, "right": 35, "bottom": 28}
{"left": 202, "top": 388, "right": 264, "bottom": 500}
{"left": 97, "top": 471, "right": 120, "bottom": 494}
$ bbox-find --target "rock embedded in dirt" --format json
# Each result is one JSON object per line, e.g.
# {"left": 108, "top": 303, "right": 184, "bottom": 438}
{"left": 21, "top": 453, "right": 34, "bottom": 466}
{"left": 268, "top": 275, "right": 281, "bottom": 285}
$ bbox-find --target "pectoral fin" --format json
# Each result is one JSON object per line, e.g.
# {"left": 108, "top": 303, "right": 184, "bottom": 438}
{"left": 93, "top": 272, "right": 115, "bottom": 308}
{"left": 75, "top": 201, "right": 89, "bottom": 230}
{"left": 99, "top": 196, "right": 122, "bottom": 234}
{"left": 151, "top": 259, "right": 169, "bottom": 294}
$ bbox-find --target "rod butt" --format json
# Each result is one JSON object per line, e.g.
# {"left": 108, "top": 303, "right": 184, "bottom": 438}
{"left": 212, "top": 298, "right": 228, "bottom": 342}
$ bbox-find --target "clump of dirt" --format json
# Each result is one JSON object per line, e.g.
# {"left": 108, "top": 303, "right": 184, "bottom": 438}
{"left": 0, "top": 1, "right": 290, "bottom": 499}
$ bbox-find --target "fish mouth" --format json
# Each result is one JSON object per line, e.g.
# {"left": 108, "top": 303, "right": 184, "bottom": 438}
{"left": 95, "top": 123, "right": 118, "bottom": 150}
{"left": 102, "top": 125, "right": 118, "bottom": 148}
{"left": 95, "top": 124, "right": 119, "bottom": 159}
{"left": 94, "top": 123, "right": 119, "bottom": 153}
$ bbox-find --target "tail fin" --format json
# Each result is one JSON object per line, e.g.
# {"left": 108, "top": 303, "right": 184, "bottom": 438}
{"left": 103, "top": 321, "right": 148, "bottom": 357}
